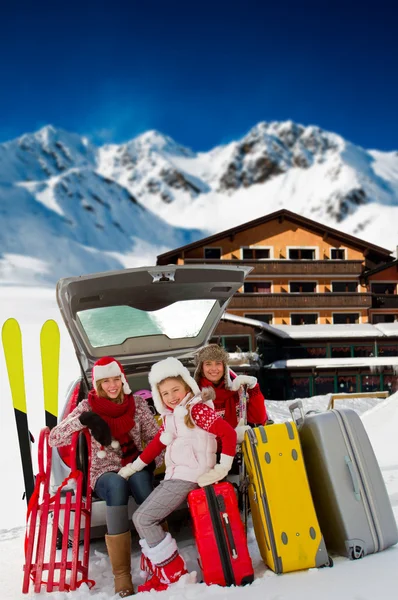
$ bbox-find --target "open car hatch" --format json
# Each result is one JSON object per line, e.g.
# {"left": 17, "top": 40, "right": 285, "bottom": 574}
{"left": 56, "top": 264, "right": 251, "bottom": 375}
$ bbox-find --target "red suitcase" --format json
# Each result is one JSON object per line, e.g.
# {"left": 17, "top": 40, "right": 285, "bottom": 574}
{"left": 187, "top": 482, "right": 254, "bottom": 587}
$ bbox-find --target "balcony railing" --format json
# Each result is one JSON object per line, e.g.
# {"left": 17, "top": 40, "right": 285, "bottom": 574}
{"left": 372, "top": 295, "right": 398, "bottom": 309}
{"left": 184, "top": 258, "right": 364, "bottom": 276}
{"left": 229, "top": 293, "right": 373, "bottom": 309}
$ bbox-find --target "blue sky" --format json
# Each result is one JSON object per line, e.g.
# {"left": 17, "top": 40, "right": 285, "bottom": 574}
{"left": 1, "top": 0, "right": 397, "bottom": 151}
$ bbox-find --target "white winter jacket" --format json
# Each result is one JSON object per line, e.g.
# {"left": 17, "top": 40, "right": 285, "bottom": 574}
{"left": 162, "top": 394, "right": 217, "bottom": 483}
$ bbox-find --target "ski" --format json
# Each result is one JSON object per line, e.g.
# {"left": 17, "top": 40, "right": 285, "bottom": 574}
{"left": 40, "top": 319, "right": 60, "bottom": 430}
{"left": 2, "top": 318, "right": 35, "bottom": 504}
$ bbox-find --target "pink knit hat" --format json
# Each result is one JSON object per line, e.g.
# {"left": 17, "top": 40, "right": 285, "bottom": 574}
{"left": 92, "top": 356, "right": 132, "bottom": 394}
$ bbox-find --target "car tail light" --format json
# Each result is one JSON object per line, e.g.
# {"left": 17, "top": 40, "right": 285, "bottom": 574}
{"left": 57, "top": 381, "right": 81, "bottom": 468}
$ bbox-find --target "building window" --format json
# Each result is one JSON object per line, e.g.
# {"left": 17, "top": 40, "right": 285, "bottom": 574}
{"left": 290, "top": 281, "right": 317, "bottom": 293}
{"left": 242, "top": 247, "right": 270, "bottom": 260}
{"left": 361, "top": 375, "right": 381, "bottom": 393}
{"left": 306, "top": 346, "right": 327, "bottom": 358}
{"left": 285, "top": 346, "right": 327, "bottom": 359}
{"left": 245, "top": 313, "right": 273, "bottom": 324}
{"left": 371, "top": 283, "right": 396, "bottom": 295}
{"left": 291, "top": 313, "right": 318, "bottom": 325}
{"left": 333, "top": 313, "right": 359, "bottom": 324}
{"left": 284, "top": 347, "right": 304, "bottom": 359}
{"left": 204, "top": 247, "right": 221, "bottom": 259}
{"left": 353, "top": 345, "right": 374, "bottom": 357}
{"left": 383, "top": 374, "right": 398, "bottom": 393}
{"left": 331, "top": 344, "right": 351, "bottom": 358}
{"left": 243, "top": 282, "right": 272, "bottom": 293}
{"left": 378, "top": 344, "right": 398, "bottom": 357}
{"left": 338, "top": 375, "right": 357, "bottom": 393}
{"left": 314, "top": 376, "right": 335, "bottom": 395}
{"left": 331, "top": 248, "right": 346, "bottom": 260}
{"left": 288, "top": 377, "right": 310, "bottom": 399}
{"left": 222, "top": 335, "right": 251, "bottom": 353}
{"left": 372, "top": 314, "right": 397, "bottom": 324}
{"left": 288, "top": 248, "right": 316, "bottom": 260}
{"left": 332, "top": 281, "right": 357, "bottom": 293}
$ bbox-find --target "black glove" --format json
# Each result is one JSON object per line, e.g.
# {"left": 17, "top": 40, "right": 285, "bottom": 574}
{"left": 79, "top": 411, "right": 112, "bottom": 446}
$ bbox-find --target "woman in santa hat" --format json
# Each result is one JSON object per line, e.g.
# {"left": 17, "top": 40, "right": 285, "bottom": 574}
{"left": 49, "top": 356, "right": 162, "bottom": 598}
{"left": 117, "top": 356, "right": 237, "bottom": 593}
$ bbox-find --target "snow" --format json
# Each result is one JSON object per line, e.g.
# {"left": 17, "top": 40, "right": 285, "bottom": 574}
{"left": 272, "top": 323, "right": 392, "bottom": 339}
{"left": 1, "top": 286, "right": 398, "bottom": 599}
{"left": 267, "top": 357, "right": 398, "bottom": 369}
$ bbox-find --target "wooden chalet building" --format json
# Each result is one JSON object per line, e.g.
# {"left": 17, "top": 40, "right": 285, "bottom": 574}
{"left": 157, "top": 209, "right": 398, "bottom": 327}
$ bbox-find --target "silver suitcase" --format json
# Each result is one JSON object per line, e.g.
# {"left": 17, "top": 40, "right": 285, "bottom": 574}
{"left": 290, "top": 402, "right": 398, "bottom": 559}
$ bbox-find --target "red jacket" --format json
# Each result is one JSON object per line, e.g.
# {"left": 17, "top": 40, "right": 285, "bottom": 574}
{"left": 197, "top": 372, "right": 267, "bottom": 429}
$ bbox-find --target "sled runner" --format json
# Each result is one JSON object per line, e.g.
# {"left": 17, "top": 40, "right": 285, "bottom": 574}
{"left": 242, "top": 422, "right": 329, "bottom": 573}
{"left": 188, "top": 481, "right": 254, "bottom": 586}
{"left": 290, "top": 401, "right": 398, "bottom": 559}
{"left": 23, "top": 428, "right": 94, "bottom": 593}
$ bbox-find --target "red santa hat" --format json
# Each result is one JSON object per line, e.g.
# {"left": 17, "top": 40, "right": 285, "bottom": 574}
{"left": 92, "top": 356, "right": 131, "bottom": 395}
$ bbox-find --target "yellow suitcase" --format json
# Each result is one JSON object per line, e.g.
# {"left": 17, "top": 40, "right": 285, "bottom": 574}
{"left": 242, "top": 423, "right": 329, "bottom": 573}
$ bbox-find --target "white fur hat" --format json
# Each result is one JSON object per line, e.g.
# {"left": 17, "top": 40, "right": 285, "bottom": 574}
{"left": 149, "top": 357, "right": 200, "bottom": 415}
{"left": 92, "top": 356, "right": 132, "bottom": 395}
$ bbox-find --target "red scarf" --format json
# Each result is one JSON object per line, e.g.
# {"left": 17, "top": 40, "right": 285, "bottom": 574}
{"left": 88, "top": 390, "right": 138, "bottom": 465}
{"left": 198, "top": 376, "right": 239, "bottom": 428}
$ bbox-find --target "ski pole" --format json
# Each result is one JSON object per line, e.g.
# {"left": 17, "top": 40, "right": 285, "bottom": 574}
{"left": 238, "top": 384, "right": 249, "bottom": 531}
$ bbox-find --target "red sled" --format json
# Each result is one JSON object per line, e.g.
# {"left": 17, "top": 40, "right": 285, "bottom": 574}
{"left": 23, "top": 427, "right": 94, "bottom": 593}
{"left": 188, "top": 482, "right": 254, "bottom": 587}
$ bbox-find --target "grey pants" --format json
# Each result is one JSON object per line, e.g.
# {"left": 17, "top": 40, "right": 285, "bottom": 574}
{"left": 132, "top": 479, "right": 198, "bottom": 547}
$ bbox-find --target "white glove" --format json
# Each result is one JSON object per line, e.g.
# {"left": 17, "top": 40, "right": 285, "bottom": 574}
{"left": 231, "top": 375, "right": 257, "bottom": 391}
{"left": 197, "top": 454, "right": 234, "bottom": 487}
{"left": 118, "top": 457, "right": 147, "bottom": 479}
{"left": 235, "top": 418, "right": 251, "bottom": 443}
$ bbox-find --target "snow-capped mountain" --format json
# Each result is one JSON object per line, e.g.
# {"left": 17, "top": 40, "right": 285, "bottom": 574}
{"left": 0, "top": 126, "right": 204, "bottom": 285}
{"left": 1, "top": 121, "right": 397, "bottom": 285}
{"left": 97, "top": 120, "right": 398, "bottom": 249}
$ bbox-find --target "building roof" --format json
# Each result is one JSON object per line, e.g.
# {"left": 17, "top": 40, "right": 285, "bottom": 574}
{"left": 364, "top": 258, "right": 398, "bottom": 278}
{"left": 222, "top": 312, "right": 398, "bottom": 340}
{"left": 157, "top": 208, "right": 393, "bottom": 263}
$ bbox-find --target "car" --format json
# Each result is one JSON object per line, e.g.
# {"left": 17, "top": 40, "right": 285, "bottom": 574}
{"left": 51, "top": 263, "right": 251, "bottom": 540}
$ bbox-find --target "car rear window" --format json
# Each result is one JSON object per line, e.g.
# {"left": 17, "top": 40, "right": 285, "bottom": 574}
{"left": 77, "top": 299, "right": 217, "bottom": 348}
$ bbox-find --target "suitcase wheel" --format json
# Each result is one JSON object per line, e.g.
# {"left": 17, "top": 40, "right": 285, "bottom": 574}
{"left": 349, "top": 546, "right": 365, "bottom": 560}
{"left": 319, "top": 555, "right": 334, "bottom": 568}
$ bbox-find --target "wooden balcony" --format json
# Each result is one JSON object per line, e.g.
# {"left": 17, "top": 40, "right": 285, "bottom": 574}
{"left": 372, "top": 295, "right": 398, "bottom": 309}
{"left": 229, "top": 293, "right": 373, "bottom": 310}
{"left": 184, "top": 258, "right": 364, "bottom": 276}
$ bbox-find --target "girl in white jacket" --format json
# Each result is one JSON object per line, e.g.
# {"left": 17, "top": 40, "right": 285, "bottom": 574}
{"left": 118, "top": 356, "right": 237, "bottom": 592}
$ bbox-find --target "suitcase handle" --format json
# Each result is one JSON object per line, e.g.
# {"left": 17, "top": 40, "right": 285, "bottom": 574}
{"left": 344, "top": 456, "right": 361, "bottom": 502}
{"left": 289, "top": 400, "right": 305, "bottom": 425}
{"left": 221, "top": 512, "right": 238, "bottom": 559}
{"left": 217, "top": 495, "right": 238, "bottom": 559}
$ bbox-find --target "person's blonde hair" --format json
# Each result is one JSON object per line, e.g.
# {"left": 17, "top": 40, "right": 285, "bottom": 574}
{"left": 97, "top": 377, "right": 124, "bottom": 404}
{"left": 158, "top": 375, "right": 195, "bottom": 428}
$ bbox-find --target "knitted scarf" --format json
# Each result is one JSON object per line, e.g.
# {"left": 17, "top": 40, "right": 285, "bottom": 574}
{"left": 88, "top": 390, "right": 138, "bottom": 466}
{"left": 198, "top": 376, "right": 239, "bottom": 428}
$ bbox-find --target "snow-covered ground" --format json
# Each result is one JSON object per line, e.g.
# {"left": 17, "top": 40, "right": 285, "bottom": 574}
{"left": 1, "top": 287, "right": 398, "bottom": 599}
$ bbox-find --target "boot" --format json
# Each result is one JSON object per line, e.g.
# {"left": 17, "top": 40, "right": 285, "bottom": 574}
{"left": 138, "top": 533, "right": 188, "bottom": 593}
{"left": 105, "top": 531, "right": 134, "bottom": 597}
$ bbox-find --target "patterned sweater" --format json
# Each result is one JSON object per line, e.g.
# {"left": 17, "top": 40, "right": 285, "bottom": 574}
{"left": 49, "top": 395, "right": 163, "bottom": 489}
